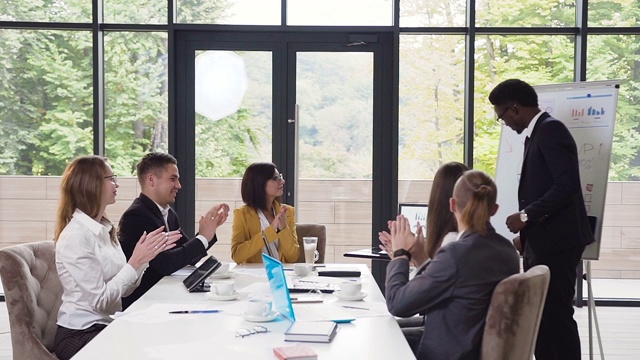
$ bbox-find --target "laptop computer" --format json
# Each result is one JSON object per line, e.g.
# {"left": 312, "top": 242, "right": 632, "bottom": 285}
{"left": 262, "top": 254, "right": 355, "bottom": 323}
{"left": 398, "top": 203, "right": 428, "bottom": 234}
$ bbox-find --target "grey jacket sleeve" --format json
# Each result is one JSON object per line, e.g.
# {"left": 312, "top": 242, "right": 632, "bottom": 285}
{"left": 385, "top": 246, "right": 458, "bottom": 318}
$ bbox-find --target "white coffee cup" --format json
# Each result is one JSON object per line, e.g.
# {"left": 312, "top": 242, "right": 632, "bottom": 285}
{"left": 210, "top": 280, "right": 234, "bottom": 296}
{"left": 340, "top": 281, "right": 362, "bottom": 296}
{"left": 216, "top": 263, "right": 230, "bottom": 275}
{"left": 303, "top": 237, "right": 320, "bottom": 264}
{"left": 247, "top": 299, "right": 272, "bottom": 317}
{"left": 294, "top": 263, "right": 313, "bottom": 277}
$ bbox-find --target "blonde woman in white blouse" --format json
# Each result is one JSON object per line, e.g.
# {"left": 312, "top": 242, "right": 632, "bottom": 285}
{"left": 53, "top": 156, "right": 181, "bottom": 359}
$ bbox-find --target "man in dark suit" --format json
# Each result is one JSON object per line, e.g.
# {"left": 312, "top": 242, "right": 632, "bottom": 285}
{"left": 489, "top": 79, "right": 595, "bottom": 360}
{"left": 119, "top": 152, "right": 229, "bottom": 309}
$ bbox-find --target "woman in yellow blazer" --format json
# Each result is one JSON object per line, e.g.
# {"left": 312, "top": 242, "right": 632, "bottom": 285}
{"left": 231, "top": 162, "right": 299, "bottom": 263}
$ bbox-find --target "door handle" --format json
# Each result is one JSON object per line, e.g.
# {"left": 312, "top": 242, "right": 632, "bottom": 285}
{"left": 288, "top": 104, "right": 299, "bottom": 123}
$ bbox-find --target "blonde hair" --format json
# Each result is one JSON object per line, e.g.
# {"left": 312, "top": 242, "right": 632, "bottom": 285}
{"left": 452, "top": 170, "right": 497, "bottom": 236}
{"left": 54, "top": 155, "right": 116, "bottom": 244}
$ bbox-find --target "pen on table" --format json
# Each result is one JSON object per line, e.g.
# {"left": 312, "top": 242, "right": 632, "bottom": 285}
{"left": 341, "top": 305, "right": 369, "bottom": 310}
{"left": 169, "top": 310, "right": 222, "bottom": 314}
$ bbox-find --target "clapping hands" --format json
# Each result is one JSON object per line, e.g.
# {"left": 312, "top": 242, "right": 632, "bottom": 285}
{"left": 198, "top": 203, "right": 230, "bottom": 240}
{"left": 379, "top": 216, "right": 426, "bottom": 265}
{"left": 128, "top": 227, "right": 181, "bottom": 270}
{"left": 390, "top": 215, "right": 421, "bottom": 253}
{"left": 271, "top": 205, "right": 288, "bottom": 232}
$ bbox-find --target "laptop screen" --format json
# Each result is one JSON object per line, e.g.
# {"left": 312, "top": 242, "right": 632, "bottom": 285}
{"left": 262, "top": 254, "right": 356, "bottom": 323}
{"left": 262, "top": 254, "right": 296, "bottom": 322}
{"left": 398, "top": 203, "right": 428, "bottom": 234}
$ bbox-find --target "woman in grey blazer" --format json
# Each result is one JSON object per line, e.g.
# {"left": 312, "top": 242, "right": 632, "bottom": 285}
{"left": 385, "top": 170, "right": 520, "bottom": 360}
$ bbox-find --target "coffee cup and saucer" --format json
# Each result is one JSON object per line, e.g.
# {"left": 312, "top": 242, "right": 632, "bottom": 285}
{"left": 241, "top": 299, "right": 278, "bottom": 322}
{"left": 293, "top": 263, "right": 314, "bottom": 277}
{"left": 335, "top": 281, "right": 367, "bottom": 301}
{"left": 210, "top": 263, "right": 234, "bottom": 279}
{"left": 205, "top": 280, "right": 239, "bottom": 301}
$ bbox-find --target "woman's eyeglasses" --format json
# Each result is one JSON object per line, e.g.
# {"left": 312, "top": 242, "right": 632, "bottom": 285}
{"left": 235, "top": 326, "right": 269, "bottom": 338}
{"left": 271, "top": 173, "right": 284, "bottom": 182}
{"left": 104, "top": 175, "right": 118, "bottom": 185}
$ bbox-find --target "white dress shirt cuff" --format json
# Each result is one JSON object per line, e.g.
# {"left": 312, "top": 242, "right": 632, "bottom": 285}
{"left": 134, "top": 263, "right": 149, "bottom": 278}
{"left": 121, "top": 263, "right": 142, "bottom": 286}
{"left": 196, "top": 234, "right": 208, "bottom": 248}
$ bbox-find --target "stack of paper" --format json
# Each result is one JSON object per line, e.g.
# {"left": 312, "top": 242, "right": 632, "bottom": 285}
{"left": 284, "top": 321, "right": 338, "bottom": 343}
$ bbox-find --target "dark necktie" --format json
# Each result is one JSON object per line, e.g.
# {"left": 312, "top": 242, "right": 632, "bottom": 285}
{"left": 524, "top": 136, "right": 530, "bottom": 152}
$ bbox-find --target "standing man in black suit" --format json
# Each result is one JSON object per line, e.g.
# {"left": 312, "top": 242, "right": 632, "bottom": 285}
{"left": 489, "top": 79, "right": 595, "bottom": 360}
{"left": 119, "top": 152, "right": 230, "bottom": 309}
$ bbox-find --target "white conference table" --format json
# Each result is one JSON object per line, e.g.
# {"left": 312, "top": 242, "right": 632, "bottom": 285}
{"left": 73, "top": 263, "right": 415, "bottom": 359}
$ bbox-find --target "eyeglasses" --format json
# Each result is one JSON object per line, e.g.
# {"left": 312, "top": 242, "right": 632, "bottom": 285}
{"left": 104, "top": 175, "right": 118, "bottom": 185}
{"left": 235, "top": 326, "right": 269, "bottom": 338}
{"left": 496, "top": 104, "right": 515, "bottom": 125}
{"left": 271, "top": 173, "right": 284, "bottom": 182}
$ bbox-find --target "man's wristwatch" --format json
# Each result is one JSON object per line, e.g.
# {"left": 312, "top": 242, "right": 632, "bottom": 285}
{"left": 520, "top": 210, "right": 529, "bottom": 223}
{"left": 393, "top": 249, "right": 412, "bottom": 261}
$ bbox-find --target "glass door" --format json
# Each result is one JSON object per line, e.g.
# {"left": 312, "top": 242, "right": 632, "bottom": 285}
{"left": 287, "top": 45, "right": 377, "bottom": 263}
{"left": 173, "top": 31, "right": 391, "bottom": 267}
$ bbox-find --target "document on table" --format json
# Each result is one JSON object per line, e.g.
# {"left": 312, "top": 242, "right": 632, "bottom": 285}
{"left": 331, "top": 301, "right": 390, "bottom": 318}
{"left": 231, "top": 267, "right": 268, "bottom": 277}
{"left": 171, "top": 266, "right": 196, "bottom": 277}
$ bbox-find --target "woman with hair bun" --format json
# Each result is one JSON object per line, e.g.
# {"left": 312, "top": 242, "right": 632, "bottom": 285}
{"left": 385, "top": 170, "right": 520, "bottom": 360}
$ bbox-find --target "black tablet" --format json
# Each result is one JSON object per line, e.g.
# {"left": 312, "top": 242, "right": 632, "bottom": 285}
{"left": 182, "top": 255, "right": 222, "bottom": 292}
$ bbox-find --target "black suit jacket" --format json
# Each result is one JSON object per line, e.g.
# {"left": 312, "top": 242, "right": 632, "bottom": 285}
{"left": 118, "top": 193, "right": 217, "bottom": 309}
{"left": 519, "top": 112, "right": 595, "bottom": 256}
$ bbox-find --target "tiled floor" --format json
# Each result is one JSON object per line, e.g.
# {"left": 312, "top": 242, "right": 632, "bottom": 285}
{"left": 0, "top": 280, "right": 639, "bottom": 359}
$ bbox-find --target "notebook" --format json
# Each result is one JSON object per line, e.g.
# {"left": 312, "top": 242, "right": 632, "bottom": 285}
{"left": 284, "top": 321, "right": 337, "bottom": 343}
{"left": 262, "top": 253, "right": 355, "bottom": 323}
{"left": 273, "top": 344, "right": 318, "bottom": 360}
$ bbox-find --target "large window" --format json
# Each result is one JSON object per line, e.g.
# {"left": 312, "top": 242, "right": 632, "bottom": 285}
{"left": 475, "top": 0, "right": 575, "bottom": 27}
{"left": 0, "top": 30, "right": 93, "bottom": 175}
{"left": 105, "top": 32, "right": 169, "bottom": 175}
{"left": 587, "top": 35, "right": 640, "bottom": 181}
{"left": 398, "top": 34, "right": 465, "bottom": 183}
{"left": 473, "top": 35, "right": 574, "bottom": 175}
{"left": 2, "top": 0, "right": 640, "bottom": 301}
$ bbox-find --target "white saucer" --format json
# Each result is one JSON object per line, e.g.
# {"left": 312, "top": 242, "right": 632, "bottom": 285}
{"left": 241, "top": 311, "right": 279, "bottom": 323}
{"left": 210, "top": 272, "right": 234, "bottom": 279}
{"left": 206, "top": 291, "right": 240, "bottom": 301}
{"left": 335, "top": 291, "right": 367, "bottom": 301}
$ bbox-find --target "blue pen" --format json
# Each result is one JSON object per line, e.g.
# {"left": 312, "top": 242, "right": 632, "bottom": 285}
{"left": 169, "top": 310, "right": 221, "bottom": 314}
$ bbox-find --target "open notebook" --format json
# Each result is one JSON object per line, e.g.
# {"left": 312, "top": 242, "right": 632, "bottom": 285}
{"left": 262, "top": 254, "right": 354, "bottom": 323}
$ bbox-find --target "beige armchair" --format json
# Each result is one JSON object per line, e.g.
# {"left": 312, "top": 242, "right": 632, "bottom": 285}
{"left": 0, "top": 241, "right": 62, "bottom": 360}
{"left": 480, "top": 264, "right": 551, "bottom": 360}
{"left": 295, "top": 224, "right": 327, "bottom": 264}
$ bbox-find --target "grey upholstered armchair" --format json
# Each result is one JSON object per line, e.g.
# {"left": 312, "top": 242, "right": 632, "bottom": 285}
{"left": 481, "top": 264, "right": 551, "bottom": 360}
{"left": 295, "top": 223, "right": 327, "bottom": 264}
{"left": 0, "top": 241, "right": 62, "bottom": 360}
